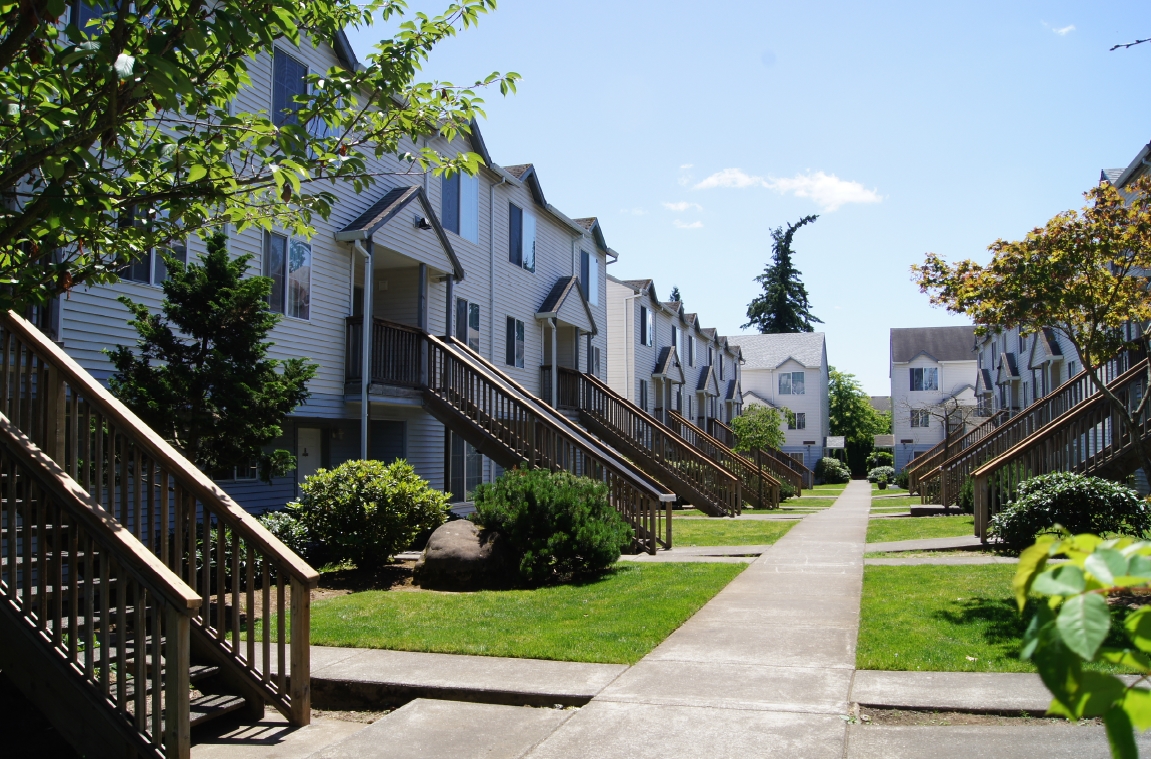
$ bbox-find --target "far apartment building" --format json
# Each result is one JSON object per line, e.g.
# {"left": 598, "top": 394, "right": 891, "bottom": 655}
{"left": 605, "top": 276, "right": 743, "bottom": 428}
{"left": 890, "top": 326, "right": 978, "bottom": 472}
{"left": 725, "top": 333, "right": 830, "bottom": 471}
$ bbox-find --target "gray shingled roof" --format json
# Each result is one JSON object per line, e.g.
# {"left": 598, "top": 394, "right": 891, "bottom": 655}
{"left": 573, "top": 217, "right": 596, "bottom": 229}
{"left": 1102, "top": 168, "right": 1125, "bottom": 184}
{"left": 726, "top": 333, "right": 825, "bottom": 369}
{"left": 889, "top": 326, "right": 975, "bottom": 363}
{"left": 869, "top": 396, "right": 892, "bottom": 413}
{"left": 503, "top": 164, "right": 531, "bottom": 179}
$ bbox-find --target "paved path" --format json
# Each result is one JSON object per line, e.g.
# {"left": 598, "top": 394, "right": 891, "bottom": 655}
{"left": 519, "top": 479, "right": 873, "bottom": 758}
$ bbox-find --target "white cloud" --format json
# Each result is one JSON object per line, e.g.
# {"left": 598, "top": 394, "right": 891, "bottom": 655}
{"left": 680, "top": 163, "right": 693, "bottom": 169}
{"left": 1053, "top": 24, "right": 1075, "bottom": 35}
{"left": 673, "top": 220, "right": 703, "bottom": 229}
{"left": 663, "top": 201, "right": 703, "bottom": 212}
{"left": 693, "top": 168, "right": 882, "bottom": 211}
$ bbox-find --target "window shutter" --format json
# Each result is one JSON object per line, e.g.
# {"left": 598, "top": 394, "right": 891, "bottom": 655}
{"left": 505, "top": 316, "right": 516, "bottom": 366}
{"left": 442, "top": 173, "right": 461, "bottom": 235}
{"left": 640, "top": 307, "right": 648, "bottom": 345}
{"left": 580, "top": 250, "right": 590, "bottom": 299}
{"left": 509, "top": 204, "right": 523, "bottom": 266}
{"left": 456, "top": 298, "right": 468, "bottom": 342}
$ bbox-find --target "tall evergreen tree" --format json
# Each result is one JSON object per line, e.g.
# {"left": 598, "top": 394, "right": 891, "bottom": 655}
{"left": 744, "top": 215, "right": 822, "bottom": 333}
{"left": 107, "top": 231, "right": 318, "bottom": 482}
{"left": 669, "top": 286, "right": 681, "bottom": 302}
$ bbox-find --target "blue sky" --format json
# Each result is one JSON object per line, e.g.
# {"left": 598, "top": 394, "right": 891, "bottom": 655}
{"left": 344, "top": 1, "right": 1151, "bottom": 395}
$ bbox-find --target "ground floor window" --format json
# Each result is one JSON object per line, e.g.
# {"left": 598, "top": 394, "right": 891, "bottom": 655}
{"left": 456, "top": 297, "right": 480, "bottom": 352}
{"left": 449, "top": 432, "right": 483, "bottom": 502}
{"left": 505, "top": 316, "right": 525, "bottom": 368}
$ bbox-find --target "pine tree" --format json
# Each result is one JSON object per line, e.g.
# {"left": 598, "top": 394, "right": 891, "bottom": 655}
{"left": 669, "top": 286, "right": 681, "bottom": 302}
{"left": 743, "top": 215, "right": 822, "bottom": 333}
{"left": 107, "top": 231, "right": 318, "bottom": 482}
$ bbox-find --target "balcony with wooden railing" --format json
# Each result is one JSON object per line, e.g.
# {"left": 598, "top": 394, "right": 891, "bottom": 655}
{"left": 539, "top": 365, "right": 580, "bottom": 410}
{"left": 0, "top": 310, "right": 319, "bottom": 755}
{"left": 344, "top": 315, "right": 423, "bottom": 388}
{"left": 667, "top": 410, "right": 780, "bottom": 509}
{"left": 707, "top": 417, "right": 813, "bottom": 490}
{"left": 973, "top": 358, "right": 1151, "bottom": 539}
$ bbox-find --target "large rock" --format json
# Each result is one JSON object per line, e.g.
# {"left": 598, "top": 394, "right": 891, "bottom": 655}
{"left": 413, "top": 520, "right": 515, "bottom": 590}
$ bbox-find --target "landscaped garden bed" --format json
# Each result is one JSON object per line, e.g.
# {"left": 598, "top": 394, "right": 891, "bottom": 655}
{"left": 865, "top": 514, "right": 974, "bottom": 543}
{"left": 305, "top": 561, "right": 744, "bottom": 664}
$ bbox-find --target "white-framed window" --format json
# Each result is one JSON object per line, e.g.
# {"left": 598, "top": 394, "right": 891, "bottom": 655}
{"left": 910, "top": 410, "right": 930, "bottom": 428}
{"left": 788, "top": 412, "right": 806, "bottom": 430}
{"left": 671, "top": 326, "right": 678, "bottom": 355}
{"left": 505, "top": 316, "right": 525, "bottom": 368}
{"left": 119, "top": 207, "right": 188, "bottom": 287}
{"left": 640, "top": 306, "right": 653, "bottom": 346}
{"left": 455, "top": 297, "right": 480, "bottom": 352}
{"left": 1067, "top": 360, "right": 1078, "bottom": 381}
{"left": 688, "top": 337, "right": 695, "bottom": 367}
{"left": 910, "top": 367, "right": 939, "bottom": 392}
{"left": 213, "top": 460, "right": 258, "bottom": 481}
{"left": 778, "top": 371, "right": 805, "bottom": 395}
{"left": 508, "top": 203, "right": 536, "bottom": 272}
{"left": 442, "top": 172, "right": 479, "bottom": 243}
{"left": 264, "top": 231, "right": 311, "bottom": 319}
{"left": 591, "top": 346, "right": 601, "bottom": 376}
{"left": 272, "top": 48, "right": 308, "bottom": 127}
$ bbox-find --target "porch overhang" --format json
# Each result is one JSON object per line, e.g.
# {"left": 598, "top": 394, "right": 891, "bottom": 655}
{"left": 535, "top": 276, "right": 597, "bottom": 334}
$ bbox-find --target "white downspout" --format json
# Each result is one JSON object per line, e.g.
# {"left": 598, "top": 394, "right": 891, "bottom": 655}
{"left": 353, "top": 240, "right": 373, "bottom": 460}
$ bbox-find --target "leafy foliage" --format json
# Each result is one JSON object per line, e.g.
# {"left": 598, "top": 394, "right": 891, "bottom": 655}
{"left": 259, "top": 510, "right": 309, "bottom": 559}
{"left": 914, "top": 176, "right": 1151, "bottom": 475}
{"left": 829, "top": 366, "right": 891, "bottom": 476}
{"left": 894, "top": 468, "right": 910, "bottom": 490}
{"left": 778, "top": 482, "right": 796, "bottom": 502}
{"left": 107, "top": 230, "right": 315, "bottom": 480}
{"left": 472, "top": 468, "right": 633, "bottom": 584}
{"left": 867, "top": 450, "right": 894, "bottom": 469}
{"left": 0, "top": 0, "right": 519, "bottom": 310}
{"left": 958, "top": 476, "right": 975, "bottom": 514}
{"left": 990, "top": 473, "right": 1151, "bottom": 551}
{"left": 288, "top": 459, "right": 449, "bottom": 569}
{"left": 815, "top": 457, "right": 851, "bottom": 485}
{"left": 867, "top": 466, "right": 895, "bottom": 484}
{"left": 743, "top": 215, "right": 821, "bottom": 333}
{"left": 1014, "top": 532, "right": 1151, "bottom": 759}
{"left": 730, "top": 404, "right": 788, "bottom": 453}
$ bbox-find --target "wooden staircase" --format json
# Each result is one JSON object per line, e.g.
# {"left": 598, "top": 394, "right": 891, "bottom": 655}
{"left": 0, "top": 310, "right": 318, "bottom": 759}
{"left": 665, "top": 410, "right": 782, "bottom": 510}
{"left": 705, "top": 417, "right": 812, "bottom": 492}
{"left": 905, "top": 413, "right": 1010, "bottom": 505}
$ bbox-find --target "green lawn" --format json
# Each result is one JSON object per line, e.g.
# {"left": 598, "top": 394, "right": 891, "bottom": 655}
{"left": 858, "top": 564, "right": 1134, "bottom": 673}
{"left": 869, "top": 496, "right": 925, "bottom": 509}
{"left": 809, "top": 483, "right": 847, "bottom": 495}
{"left": 308, "top": 563, "right": 744, "bottom": 664}
{"left": 866, "top": 515, "right": 974, "bottom": 543}
{"left": 872, "top": 485, "right": 909, "bottom": 496}
{"left": 672, "top": 519, "right": 796, "bottom": 547}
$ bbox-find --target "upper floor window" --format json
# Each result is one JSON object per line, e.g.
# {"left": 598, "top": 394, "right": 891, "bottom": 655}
{"left": 442, "top": 172, "right": 479, "bottom": 243}
{"left": 640, "top": 306, "right": 653, "bottom": 346}
{"left": 73, "top": 1, "right": 108, "bottom": 36}
{"left": 118, "top": 206, "right": 187, "bottom": 286}
{"left": 671, "top": 326, "right": 678, "bottom": 355}
{"left": 910, "top": 410, "right": 930, "bottom": 428}
{"left": 788, "top": 412, "right": 806, "bottom": 430}
{"left": 505, "top": 316, "right": 525, "bottom": 368}
{"left": 273, "top": 49, "right": 307, "bottom": 127}
{"left": 264, "top": 231, "right": 310, "bottom": 319}
{"left": 639, "top": 379, "right": 649, "bottom": 411}
{"left": 579, "top": 250, "right": 599, "bottom": 306}
{"left": 909, "top": 367, "right": 938, "bottom": 392}
{"left": 778, "top": 371, "right": 805, "bottom": 395}
{"left": 708, "top": 347, "right": 714, "bottom": 367}
{"left": 687, "top": 337, "right": 695, "bottom": 367}
{"left": 590, "top": 346, "right": 601, "bottom": 376}
{"left": 508, "top": 203, "right": 536, "bottom": 272}
{"left": 719, "top": 355, "right": 725, "bottom": 380}
{"left": 455, "top": 297, "right": 480, "bottom": 352}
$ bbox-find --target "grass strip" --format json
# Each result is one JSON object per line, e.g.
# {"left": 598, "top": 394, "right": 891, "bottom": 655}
{"left": 869, "top": 495, "right": 923, "bottom": 508}
{"left": 307, "top": 562, "right": 744, "bottom": 664}
{"left": 857, "top": 564, "right": 1133, "bottom": 673}
{"left": 866, "top": 515, "right": 974, "bottom": 543}
{"left": 672, "top": 518, "right": 796, "bottom": 547}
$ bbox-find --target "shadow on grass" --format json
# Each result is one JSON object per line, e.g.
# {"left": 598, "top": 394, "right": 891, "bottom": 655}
{"left": 934, "top": 596, "right": 1135, "bottom": 656}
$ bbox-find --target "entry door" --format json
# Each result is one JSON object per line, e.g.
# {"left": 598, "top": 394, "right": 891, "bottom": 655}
{"left": 297, "top": 427, "right": 323, "bottom": 483}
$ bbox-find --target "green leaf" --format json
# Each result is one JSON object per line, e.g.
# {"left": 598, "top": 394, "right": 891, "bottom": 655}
{"left": 1125, "top": 606, "right": 1151, "bottom": 653}
{"left": 187, "top": 164, "right": 208, "bottom": 183}
{"left": 1073, "top": 671, "right": 1128, "bottom": 717}
{"left": 1123, "top": 688, "right": 1151, "bottom": 731}
{"left": 114, "top": 53, "right": 135, "bottom": 80}
{"left": 1033, "top": 564, "right": 1086, "bottom": 597}
{"left": 1099, "top": 647, "right": 1151, "bottom": 672}
{"left": 1128, "top": 554, "right": 1151, "bottom": 578}
{"left": 1106, "top": 704, "right": 1139, "bottom": 759}
{"left": 1087, "top": 549, "right": 1129, "bottom": 585}
{"left": 1057, "top": 593, "right": 1111, "bottom": 661}
{"left": 1015, "top": 539, "right": 1053, "bottom": 611}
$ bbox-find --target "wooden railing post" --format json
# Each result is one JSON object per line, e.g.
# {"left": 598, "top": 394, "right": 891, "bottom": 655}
{"left": 165, "top": 608, "right": 191, "bottom": 759}
{"left": 289, "top": 579, "right": 311, "bottom": 726}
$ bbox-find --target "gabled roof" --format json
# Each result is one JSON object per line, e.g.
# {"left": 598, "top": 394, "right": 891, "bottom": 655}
{"left": 996, "top": 352, "right": 1020, "bottom": 383}
{"left": 1102, "top": 168, "right": 1125, "bottom": 185}
{"left": 573, "top": 217, "right": 609, "bottom": 253}
{"left": 696, "top": 365, "right": 719, "bottom": 396}
{"left": 536, "top": 276, "right": 597, "bottom": 335}
{"left": 890, "top": 326, "right": 976, "bottom": 364}
{"left": 653, "top": 346, "right": 685, "bottom": 384}
{"left": 1113, "top": 141, "right": 1151, "bottom": 189}
{"left": 726, "top": 333, "right": 825, "bottom": 370}
{"left": 1028, "top": 328, "right": 1064, "bottom": 369}
{"left": 700, "top": 327, "right": 717, "bottom": 342}
{"left": 742, "top": 390, "right": 775, "bottom": 408}
{"left": 334, "top": 185, "right": 465, "bottom": 280}
{"left": 726, "top": 378, "right": 741, "bottom": 401}
{"left": 662, "top": 301, "right": 684, "bottom": 318}
{"left": 501, "top": 163, "right": 546, "bottom": 206}
{"left": 979, "top": 368, "right": 993, "bottom": 394}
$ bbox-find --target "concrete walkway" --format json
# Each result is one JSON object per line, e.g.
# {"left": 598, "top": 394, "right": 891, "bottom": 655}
{"left": 518, "top": 479, "right": 874, "bottom": 758}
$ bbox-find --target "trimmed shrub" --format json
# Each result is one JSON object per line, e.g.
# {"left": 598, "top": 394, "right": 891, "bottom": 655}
{"left": 957, "top": 477, "right": 974, "bottom": 513}
{"left": 472, "top": 468, "right": 633, "bottom": 584}
{"left": 288, "top": 459, "right": 450, "bottom": 569}
{"left": 866, "top": 451, "right": 894, "bottom": 469}
{"left": 867, "top": 466, "right": 895, "bottom": 484}
{"left": 259, "top": 510, "right": 309, "bottom": 559}
{"left": 815, "top": 457, "right": 851, "bottom": 484}
{"left": 988, "top": 472, "right": 1151, "bottom": 550}
{"left": 895, "top": 469, "right": 910, "bottom": 490}
{"left": 778, "top": 482, "right": 796, "bottom": 502}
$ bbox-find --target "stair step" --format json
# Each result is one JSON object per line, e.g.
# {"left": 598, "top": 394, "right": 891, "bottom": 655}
{"left": 189, "top": 664, "right": 219, "bottom": 683}
{"left": 189, "top": 693, "right": 247, "bottom": 728}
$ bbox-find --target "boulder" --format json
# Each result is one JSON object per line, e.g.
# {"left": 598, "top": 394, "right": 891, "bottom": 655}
{"left": 413, "top": 520, "right": 515, "bottom": 590}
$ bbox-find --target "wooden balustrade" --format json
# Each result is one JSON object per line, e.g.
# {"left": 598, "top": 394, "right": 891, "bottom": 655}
{"left": 937, "top": 355, "right": 1136, "bottom": 509}
{"left": 973, "top": 359, "right": 1151, "bottom": 538}
{"left": 539, "top": 365, "right": 580, "bottom": 409}
{"left": 908, "top": 412, "right": 1010, "bottom": 504}
{"left": 576, "top": 373, "right": 741, "bottom": 517}
{"left": 344, "top": 316, "right": 422, "bottom": 387}
{"left": 0, "top": 410, "right": 200, "bottom": 759}
{"left": 424, "top": 335, "right": 672, "bottom": 553}
{"left": 0, "top": 311, "right": 318, "bottom": 727}
{"left": 667, "top": 410, "right": 781, "bottom": 509}
{"left": 707, "top": 418, "right": 813, "bottom": 490}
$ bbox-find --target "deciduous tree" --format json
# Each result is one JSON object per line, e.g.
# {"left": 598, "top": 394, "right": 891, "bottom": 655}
{"left": 829, "top": 366, "right": 890, "bottom": 475}
{"left": 730, "top": 404, "right": 790, "bottom": 453}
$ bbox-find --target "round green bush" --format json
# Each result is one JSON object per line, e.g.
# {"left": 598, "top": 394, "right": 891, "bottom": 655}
{"left": 288, "top": 459, "right": 449, "bottom": 569}
{"left": 866, "top": 451, "right": 894, "bottom": 469}
{"left": 778, "top": 481, "right": 797, "bottom": 502}
{"left": 988, "top": 472, "right": 1151, "bottom": 550}
{"left": 815, "top": 457, "right": 851, "bottom": 484}
{"left": 867, "top": 466, "right": 895, "bottom": 484}
{"left": 472, "top": 468, "right": 633, "bottom": 584}
{"left": 894, "top": 469, "right": 910, "bottom": 490}
{"left": 258, "top": 510, "right": 309, "bottom": 559}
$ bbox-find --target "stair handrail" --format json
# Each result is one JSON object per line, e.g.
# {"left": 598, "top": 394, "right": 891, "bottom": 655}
{"left": 667, "top": 409, "right": 784, "bottom": 508}
{"left": 707, "top": 417, "right": 813, "bottom": 488}
{"left": 971, "top": 357, "right": 1151, "bottom": 539}
{"left": 910, "top": 411, "right": 1010, "bottom": 501}
{"left": 0, "top": 410, "right": 199, "bottom": 759}
{"left": 575, "top": 372, "right": 741, "bottom": 517}
{"left": 0, "top": 310, "right": 318, "bottom": 726}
